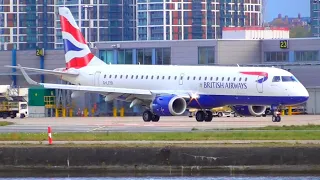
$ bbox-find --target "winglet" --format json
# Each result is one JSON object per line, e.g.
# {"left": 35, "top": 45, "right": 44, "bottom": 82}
{"left": 18, "top": 64, "right": 39, "bottom": 85}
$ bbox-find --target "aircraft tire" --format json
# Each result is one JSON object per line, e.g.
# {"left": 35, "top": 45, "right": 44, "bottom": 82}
{"left": 205, "top": 111, "right": 213, "bottom": 122}
{"left": 152, "top": 114, "right": 160, "bottom": 122}
{"left": 142, "top": 110, "right": 152, "bottom": 122}
{"left": 196, "top": 111, "right": 205, "bottom": 122}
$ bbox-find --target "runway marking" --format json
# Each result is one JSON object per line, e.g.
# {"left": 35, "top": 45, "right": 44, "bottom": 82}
{"left": 88, "top": 126, "right": 106, "bottom": 132}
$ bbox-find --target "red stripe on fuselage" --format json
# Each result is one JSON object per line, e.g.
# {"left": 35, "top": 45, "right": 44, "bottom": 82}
{"left": 66, "top": 53, "right": 94, "bottom": 69}
{"left": 240, "top": 71, "right": 268, "bottom": 77}
{"left": 60, "top": 16, "right": 87, "bottom": 44}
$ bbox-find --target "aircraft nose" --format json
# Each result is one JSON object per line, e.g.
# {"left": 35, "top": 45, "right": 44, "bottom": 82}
{"left": 299, "top": 85, "right": 309, "bottom": 103}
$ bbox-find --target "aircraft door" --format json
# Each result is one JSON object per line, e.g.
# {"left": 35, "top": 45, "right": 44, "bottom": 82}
{"left": 94, "top": 71, "right": 101, "bottom": 86}
{"left": 179, "top": 73, "right": 184, "bottom": 85}
{"left": 256, "top": 75, "right": 263, "bottom": 93}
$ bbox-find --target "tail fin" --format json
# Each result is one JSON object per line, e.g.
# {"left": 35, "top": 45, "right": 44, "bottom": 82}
{"left": 58, "top": 7, "right": 105, "bottom": 69}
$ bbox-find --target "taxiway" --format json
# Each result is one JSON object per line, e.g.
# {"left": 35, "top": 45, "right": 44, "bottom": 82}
{"left": 0, "top": 115, "right": 320, "bottom": 133}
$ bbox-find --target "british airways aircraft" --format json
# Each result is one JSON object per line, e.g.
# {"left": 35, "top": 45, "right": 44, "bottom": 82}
{"left": 6, "top": 7, "right": 309, "bottom": 123}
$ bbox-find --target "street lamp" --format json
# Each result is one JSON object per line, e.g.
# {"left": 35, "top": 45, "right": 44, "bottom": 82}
{"left": 82, "top": 5, "right": 93, "bottom": 47}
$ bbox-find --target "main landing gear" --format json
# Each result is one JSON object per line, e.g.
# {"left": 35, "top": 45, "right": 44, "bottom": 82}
{"left": 142, "top": 110, "right": 160, "bottom": 122}
{"left": 195, "top": 110, "right": 213, "bottom": 122}
{"left": 271, "top": 105, "right": 282, "bottom": 122}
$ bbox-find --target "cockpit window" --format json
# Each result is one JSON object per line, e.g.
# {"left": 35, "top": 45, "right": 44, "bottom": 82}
{"left": 272, "top": 76, "right": 281, "bottom": 82}
{"left": 281, "top": 76, "right": 298, "bottom": 82}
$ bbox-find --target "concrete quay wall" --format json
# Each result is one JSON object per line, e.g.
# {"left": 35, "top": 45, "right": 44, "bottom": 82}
{"left": 0, "top": 146, "right": 320, "bottom": 175}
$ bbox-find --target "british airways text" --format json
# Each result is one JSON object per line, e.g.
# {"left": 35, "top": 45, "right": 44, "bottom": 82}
{"left": 203, "top": 82, "right": 247, "bottom": 89}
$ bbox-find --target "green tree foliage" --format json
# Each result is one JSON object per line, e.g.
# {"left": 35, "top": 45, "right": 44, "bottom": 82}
{"left": 290, "top": 26, "right": 312, "bottom": 38}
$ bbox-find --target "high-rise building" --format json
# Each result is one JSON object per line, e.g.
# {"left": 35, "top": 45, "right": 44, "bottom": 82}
{"left": 54, "top": 0, "right": 136, "bottom": 49}
{"left": 0, "top": 0, "right": 136, "bottom": 50}
{"left": 137, "top": 0, "right": 263, "bottom": 40}
{"left": 311, "top": 0, "right": 320, "bottom": 37}
{"left": 0, "top": 0, "right": 55, "bottom": 50}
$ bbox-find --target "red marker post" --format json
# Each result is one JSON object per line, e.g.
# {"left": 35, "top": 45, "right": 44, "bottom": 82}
{"left": 48, "top": 127, "right": 53, "bottom": 145}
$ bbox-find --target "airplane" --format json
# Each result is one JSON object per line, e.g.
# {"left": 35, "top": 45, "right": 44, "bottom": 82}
{"left": 5, "top": 7, "right": 309, "bottom": 123}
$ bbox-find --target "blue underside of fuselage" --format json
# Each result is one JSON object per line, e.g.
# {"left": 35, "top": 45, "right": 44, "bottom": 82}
{"left": 186, "top": 95, "right": 309, "bottom": 109}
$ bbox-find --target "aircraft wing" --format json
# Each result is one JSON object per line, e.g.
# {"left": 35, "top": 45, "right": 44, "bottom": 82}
{"left": 16, "top": 64, "right": 192, "bottom": 100}
{"left": 4, "top": 65, "right": 79, "bottom": 77}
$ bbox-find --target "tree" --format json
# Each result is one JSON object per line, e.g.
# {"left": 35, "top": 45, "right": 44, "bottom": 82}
{"left": 290, "top": 26, "right": 312, "bottom": 38}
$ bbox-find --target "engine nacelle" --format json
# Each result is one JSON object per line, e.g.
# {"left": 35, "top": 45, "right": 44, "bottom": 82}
{"left": 71, "top": 91, "right": 85, "bottom": 99}
{"left": 151, "top": 95, "right": 187, "bottom": 116}
{"left": 232, "top": 105, "right": 267, "bottom": 117}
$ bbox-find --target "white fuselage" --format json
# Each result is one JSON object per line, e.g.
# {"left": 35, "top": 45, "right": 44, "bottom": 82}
{"left": 61, "top": 64, "right": 309, "bottom": 108}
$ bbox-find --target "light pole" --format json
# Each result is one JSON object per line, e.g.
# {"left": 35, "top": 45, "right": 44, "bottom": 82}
{"left": 82, "top": 5, "right": 93, "bottom": 47}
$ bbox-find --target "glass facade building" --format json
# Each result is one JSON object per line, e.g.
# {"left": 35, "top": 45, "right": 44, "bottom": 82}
{"left": 0, "top": 0, "right": 55, "bottom": 50}
{"left": 137, "top": 0, "right": 263, "bottom": 40}
{"left": 311, "top": 0, "right": 320, "bottom": 37}
{"left": 99, "top": 47, "right": 171, "bottom": 65}
{"left": 55, "top": 0, "right": 136, "bottom": 49}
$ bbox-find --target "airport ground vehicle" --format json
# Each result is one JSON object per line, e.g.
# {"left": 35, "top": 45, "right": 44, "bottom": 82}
{"left": 0, "top": 101, "right": 28, "bottom": 119}
{"left": 188, "top": 106, "right": 235, "bottom": 118}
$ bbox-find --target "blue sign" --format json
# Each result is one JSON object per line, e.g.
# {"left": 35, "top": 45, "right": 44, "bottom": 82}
{"left": 203, "top": 82, "right": 247, "bottom": 89}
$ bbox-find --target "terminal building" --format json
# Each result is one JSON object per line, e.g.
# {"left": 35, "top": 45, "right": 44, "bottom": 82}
{"left": 0, "top": 37, "right": 320, "bottom": 116}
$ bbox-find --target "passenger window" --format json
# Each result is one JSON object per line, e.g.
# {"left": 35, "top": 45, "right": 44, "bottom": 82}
{"left": 233, "top": 77, "right": 236, "bottom": 81}
{"left": 187, "top": 76, "right": 190, "bottom": 80}
{"left": 210, "top": 77, "right": 213, "bottom": 81}
{"left": 199, "top": 77, "right": 201, "bottom": 80}
{"left": 115, "top": 75, "right": 117, "bottom": 79}
{"left": 109, "top": 75, "right": 112, "bottom": 78}
{"left": 168, "top": 76, "right": 171, "bottom": 80}
{"left": 104, "top": 75, "right": 106, "bottom": 78}
{"left": 151, "top": 76, "right": 154, "bottom": 79}
{"left": 157, "top": 76, "right": 159, "bottom": 79}
{"left": 141, "top": 75, "right": 144, "bottom": 79}
{"left": 131, "top": 75, "right": 134, "bottom": 79}
{"left": 136, "top": 75, "right": 138, "bottom": 79}
{"left": 216, "top": 77, "right": 218, "bottom": 81}
{"left": 222, "top": 77, "right": 224, "bottom": 81}
{"left": 245, "top": 77, "right": 247, "bottom": 81}
{"left": 205, "top": 77, "right": 207, "bottom": 80}
{"left": 180, "top": 76, "right": 183, "bottom": 80}
{"left": 126, "top": 75, "right": 128, "bottom": 79}
{"left": 193, "top": 76, "right": 196, "bottom": 80}
{"left": 239, "top": 77, "right": 242, "bottom": 81}
{"left": 272, "top": 76, "right": 281, "bottom": 82}
{"left": 175, "top": 76, "right": 177, "bottom": 80}
{"left": 162, "top": 76, "right": 165, "bottom": 79}
{"left": 120, "top": 75, "right": 122, "bottom": 79}
{"left": 227, "top": 77, "right": 230, "bottom": 81}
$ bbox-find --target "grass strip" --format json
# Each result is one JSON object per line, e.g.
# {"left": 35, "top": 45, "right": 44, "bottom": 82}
{"left": 224, "top": 124, "right": 320, "bottom": 131}
{"left": 0, "top": 131, "right": 320, "bottom": 141}
{"left": 0, "top": 121, "right": 14, "bottom": 126}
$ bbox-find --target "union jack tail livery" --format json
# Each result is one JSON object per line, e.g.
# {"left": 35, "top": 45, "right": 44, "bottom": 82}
{"left": 59, "top": 7, "right": 105, "bottom": 69}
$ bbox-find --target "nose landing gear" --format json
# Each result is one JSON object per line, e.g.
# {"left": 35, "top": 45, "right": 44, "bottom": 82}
{"left": 271, "top": 105, "right": 282, "bottom": 122}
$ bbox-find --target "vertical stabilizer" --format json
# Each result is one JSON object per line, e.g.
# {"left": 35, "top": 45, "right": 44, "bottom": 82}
{"left": 58, "top": 7, "right": 105, "bottom": 69}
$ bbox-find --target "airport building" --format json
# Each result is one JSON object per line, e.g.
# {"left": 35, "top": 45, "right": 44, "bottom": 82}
{"left": 311, "top": 0, "right": 320, "bottom": 37}
{"left": 0, "top": 37, "right": 320, "bottom": 116}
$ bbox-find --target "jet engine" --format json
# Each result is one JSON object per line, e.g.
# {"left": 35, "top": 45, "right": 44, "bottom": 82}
{"left": 71, "top": 91, "right": 85, "bottom": 99}
{"left": 150, "top": 95, "right": 187, "bottom": 116}
{"left": 232, "top": 105, "right": 267, "bottom": 117}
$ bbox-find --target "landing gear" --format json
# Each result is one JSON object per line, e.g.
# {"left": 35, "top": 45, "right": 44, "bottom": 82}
{"left": 142, "top": 110, "right": 160, "bottom": 122}
{"left": 195, "top": 110, "right": 213, "bottom": 122}
{"left": 271, "top": 105, "right": 282, "bottom": 122}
